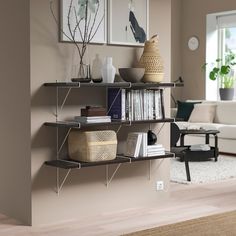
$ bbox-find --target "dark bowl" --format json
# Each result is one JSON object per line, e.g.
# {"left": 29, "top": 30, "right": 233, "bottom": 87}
{"left": 119, "top": 68, "right": 145, "bottom": 83}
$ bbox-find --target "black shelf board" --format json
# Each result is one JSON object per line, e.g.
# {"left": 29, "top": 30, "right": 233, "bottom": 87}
{"left": 44, "top": 118, "right": 174, "bottom": 129}
{"left": 44, "top": 152, "right": 174, "bottom": 169}
{"left": 44, "top": 82, "right": 184, "bottom": 88}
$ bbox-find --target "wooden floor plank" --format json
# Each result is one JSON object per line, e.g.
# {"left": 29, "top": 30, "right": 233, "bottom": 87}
{"left": 1, "top": 179, "right": 236, "bottom": 235}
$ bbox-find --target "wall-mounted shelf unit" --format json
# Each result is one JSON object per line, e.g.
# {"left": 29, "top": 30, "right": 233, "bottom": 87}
{"left": 44, "top": 81, "right": 182, "bottom": 194}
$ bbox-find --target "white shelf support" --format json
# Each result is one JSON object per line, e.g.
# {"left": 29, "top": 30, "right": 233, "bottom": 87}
{"left": 56, "top": 169, "right": 72, "bottom": 195}
{"left": 106, "top": 163, "right": 122, "bottom": 188}
{"left": 58, "top": 128, "right": 72, "bottom": 155}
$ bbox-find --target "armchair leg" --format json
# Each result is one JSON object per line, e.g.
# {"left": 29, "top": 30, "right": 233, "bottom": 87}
{"left": 184, "top": 156, "right": 191, "bottom": 182}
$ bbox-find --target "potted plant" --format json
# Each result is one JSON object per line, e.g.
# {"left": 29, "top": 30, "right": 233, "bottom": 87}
{"left": 203, "top": 51, "right": 236, "bottom": 100}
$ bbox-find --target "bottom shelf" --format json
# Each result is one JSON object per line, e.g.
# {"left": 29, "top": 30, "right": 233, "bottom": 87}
{"left": 45, "top": 152, "right": 174, "bottom": 169}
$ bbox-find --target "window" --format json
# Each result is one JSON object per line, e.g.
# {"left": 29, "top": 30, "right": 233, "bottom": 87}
{"left": 206, "top": 12, "right": 236, "bottom": 100}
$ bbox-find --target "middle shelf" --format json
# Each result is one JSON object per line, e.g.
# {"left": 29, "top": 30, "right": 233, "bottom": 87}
{"left": 44, "top": 118, "right": 175, "bottom": 129}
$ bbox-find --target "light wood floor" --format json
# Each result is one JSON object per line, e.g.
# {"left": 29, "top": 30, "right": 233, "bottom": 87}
{"left": 1, "top": 179, "right": 236, "bottom": 236}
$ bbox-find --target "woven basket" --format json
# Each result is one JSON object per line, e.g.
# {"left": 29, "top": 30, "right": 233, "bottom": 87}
{"left": 139, "top": 35, "right": 164, "bottom": 82}
{"left": 68, "top": 130, "right": 117, "bottom": 162}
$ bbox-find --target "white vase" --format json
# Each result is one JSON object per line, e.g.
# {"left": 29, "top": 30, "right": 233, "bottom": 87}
{"left": 102, "top": 57, "right": 116, "bottom": 83}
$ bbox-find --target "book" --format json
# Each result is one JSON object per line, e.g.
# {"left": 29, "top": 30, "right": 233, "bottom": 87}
{"left": 74, "top": 116, "right": 111, "bottom": 123}
{"left": 147, "top": 151, "right": 165, "bottom": 157}
{"left": 125, "top": 132, "right": 143, "bottom": 158}
{"left": 107, "top": 88, "right": 126, "bottom": 120}
{"left": 139, "top": 132, "right": 148, "bottom": 157}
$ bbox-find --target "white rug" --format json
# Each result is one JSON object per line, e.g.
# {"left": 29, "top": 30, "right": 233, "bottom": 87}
{"left": 171, "top": 155, "right": 236, "bottom": 184}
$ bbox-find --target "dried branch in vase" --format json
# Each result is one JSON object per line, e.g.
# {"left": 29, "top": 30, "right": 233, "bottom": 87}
{"left": 50, "top": 0, "right": 104, "bottom": 81}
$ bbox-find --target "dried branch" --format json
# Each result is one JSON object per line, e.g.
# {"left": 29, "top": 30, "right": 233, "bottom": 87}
{"left": 87, "top": 1, "right": 101, "bottom": 42}
{"left": 67, "top": 0, "right": 82, "bottom": 58}
{"left": 50, "top": 0, "right": 73, "bottom": 42}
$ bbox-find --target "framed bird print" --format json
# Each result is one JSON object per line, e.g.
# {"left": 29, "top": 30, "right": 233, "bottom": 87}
{"left": 108, "top": 0, "right": 149, "bottom": 46}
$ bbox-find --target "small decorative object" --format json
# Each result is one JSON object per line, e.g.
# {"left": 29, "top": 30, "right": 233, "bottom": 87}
{"left": 68, "top": 130, "right": 117, "bottom": 162}
{"left": 139, "top": 35, "right": 164, "bottom": 83}
{"left": 188, "top": 36, "right": 199, "bottom": 51}
{"left": 147, "top": 130, "right": 157, "bottom": 145}
{"left": 81, "top": 106, "right": 107, "bottom": 117}
{"left": 50, "top": 0, "right": 105, "bottom": 82}
{"left": 102, "top": 57, "right": 116, "bottom": 83}
{"left": 91, "top": 54, "right": 103, "bottom": 83}
{"left": 202, "top": 51, "right": 236, "bottom": 100}
{"left": 118, "top": 68, "right": 145, "bottom": 83}
{"left": 108, "top": 0, "right": 149, "bottom": 46}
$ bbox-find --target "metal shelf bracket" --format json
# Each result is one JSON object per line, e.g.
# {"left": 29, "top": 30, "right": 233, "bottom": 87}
{"left": 105, "top": 163, "right": 122, "bottom": 188}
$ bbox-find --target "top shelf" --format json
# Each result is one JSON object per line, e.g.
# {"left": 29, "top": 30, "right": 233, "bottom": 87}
{"left": 44, "top": 82, "right": 184, "bottom": 89}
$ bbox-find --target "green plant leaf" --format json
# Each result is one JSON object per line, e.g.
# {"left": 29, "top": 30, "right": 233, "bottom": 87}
{"left": 213, "top": 67, "right": 220, "bottom": 73}
{"left": 216, "top": 58, "right": 222, "bottom": 62}
{"left": 220, "top": 65, "right": 230, "bottom": 74}
{"left": 209, "top": 71, "right": 217, "bottom": 80}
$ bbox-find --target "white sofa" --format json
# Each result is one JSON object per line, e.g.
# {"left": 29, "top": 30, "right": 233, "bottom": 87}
{"left": 172, "top": 101, "right": 236, "bottom": 154}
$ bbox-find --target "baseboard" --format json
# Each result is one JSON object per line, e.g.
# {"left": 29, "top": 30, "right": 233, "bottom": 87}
{"left": 220, "top": 152, "right": 236, "bottom": 157}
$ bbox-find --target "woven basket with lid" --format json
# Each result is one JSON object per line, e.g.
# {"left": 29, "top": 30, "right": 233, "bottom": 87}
{"left": 139, "top": 35, "right": 164, "bottom": 82}
{"left": 68, "top": 130, "right": 117, "bottom": 162}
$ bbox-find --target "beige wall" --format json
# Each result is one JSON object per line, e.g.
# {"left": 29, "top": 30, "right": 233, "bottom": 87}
{"left": 171, "top": 0, "right": 183, "bottom": 106}
{"left": 0, "top": 0, "right": 31, "bottom": 224}
{"left": 30, "top": 0, "right": 172, "bottom": 226}
{"left": 181, "top": 0, "right": 236, "bottom": 101}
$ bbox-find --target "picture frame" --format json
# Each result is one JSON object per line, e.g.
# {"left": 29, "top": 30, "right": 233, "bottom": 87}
{"left": 108, "top": 0, "right": 149, "bottom": 46}
{"left": 60, "top": 0, "right": 107, "bottom": 44}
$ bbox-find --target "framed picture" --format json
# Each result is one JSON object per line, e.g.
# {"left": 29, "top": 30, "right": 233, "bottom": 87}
{"left": 60, "top": 0, "right": 107, "bottom": 44}
{"left": 108, "top": 0, "right": 149, "bottom": 46}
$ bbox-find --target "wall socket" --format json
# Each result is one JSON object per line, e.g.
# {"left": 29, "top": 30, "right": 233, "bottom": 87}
{"left": 156, "top": 181, "right": 164, "bottom": 191}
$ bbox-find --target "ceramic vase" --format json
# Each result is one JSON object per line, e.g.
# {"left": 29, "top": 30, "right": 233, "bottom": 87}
{"left": 102, "top": 57, "right": 116, "bottom": 83}
{"left": 91, "top": 54, "right": 103, "bottom": 82}
{"left": 139, "top": 35, "right": 164, "bottom": 83}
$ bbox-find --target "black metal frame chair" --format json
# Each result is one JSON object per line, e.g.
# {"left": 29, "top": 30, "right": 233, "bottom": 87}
{"left": 171, "top": 123, "right": 191, "bottom": 182}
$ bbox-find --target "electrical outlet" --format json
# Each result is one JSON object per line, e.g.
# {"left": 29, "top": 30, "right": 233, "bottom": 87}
{"left": 156, "top": 181, "right": 164, "bottom": 191}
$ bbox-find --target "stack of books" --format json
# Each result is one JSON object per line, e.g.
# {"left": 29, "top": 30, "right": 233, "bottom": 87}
{"left": 74, "top": 116, "right": 111, "bottom": 124}
{"left": 147, "top": 144, "right": 165, "bottom": 157}
{"left": 125, "top": 132, "right": 165, "bottom": 158}
{"left": 107, "top": 88, "right": 164, "bottom": 121}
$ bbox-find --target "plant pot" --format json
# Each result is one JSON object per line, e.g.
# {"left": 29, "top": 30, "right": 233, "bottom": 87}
{"left": 219, "top": 88, "right": 234, "bottom": 100}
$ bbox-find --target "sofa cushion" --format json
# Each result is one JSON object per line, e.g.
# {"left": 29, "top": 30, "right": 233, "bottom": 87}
{"left": 214, "top": 101, "right": 236, "bottom": 125}
{"left": 218, "top": 125, "right": 236, "bottom": 139}
{"left": 188, "top": 104, "right": 216, "bottom": 123}
{"left": 176, "top": 101, "right": 201, "bottom": 121}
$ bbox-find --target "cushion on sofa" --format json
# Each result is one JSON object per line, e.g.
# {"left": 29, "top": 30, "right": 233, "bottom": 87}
{"left": 214, "top": 101, "right": 236, "bottom": 125}
{"left": 188, "top": 104, "right": 216, "bottom": 123}
{"left": 176, "top": 101, "right": 201, "bottom": 121}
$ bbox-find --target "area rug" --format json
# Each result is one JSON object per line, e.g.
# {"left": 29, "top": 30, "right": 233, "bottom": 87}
{"left": 170, "top": 155, "right": 236, "bottom": 184}
{"left": 124, "top": 210, "right": 236, "bottom": 236}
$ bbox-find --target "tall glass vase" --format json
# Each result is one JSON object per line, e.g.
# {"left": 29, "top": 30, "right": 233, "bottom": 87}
{"left": 72, "top": 45, "right": 91, "bottom": 82}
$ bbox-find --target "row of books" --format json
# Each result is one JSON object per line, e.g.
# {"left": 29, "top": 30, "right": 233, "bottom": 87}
{"left": 107, "top": 88, "right": 164, "bottom": 121}
{"left": 125, "top": 132, "right": 165, "bottom": 158}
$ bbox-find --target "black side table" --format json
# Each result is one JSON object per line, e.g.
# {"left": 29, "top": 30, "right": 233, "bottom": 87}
{"left": 180, "top": 129, "right": 220, "bottom": 162}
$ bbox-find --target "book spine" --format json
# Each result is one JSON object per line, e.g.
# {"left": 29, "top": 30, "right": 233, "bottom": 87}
{"left": 107, "top": 88, "right": 125, "bottom": 120}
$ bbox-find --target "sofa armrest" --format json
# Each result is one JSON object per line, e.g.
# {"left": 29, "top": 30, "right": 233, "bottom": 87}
{"left": 171, "top": 108, "right": 177, "bottom": 118}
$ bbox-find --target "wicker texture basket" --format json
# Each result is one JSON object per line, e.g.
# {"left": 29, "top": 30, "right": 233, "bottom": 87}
{"left": 68, "top": 130, "right": 117, "bottom": 162}
{"left": 139, "top": 35, "right": 164, "bottom": 82}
